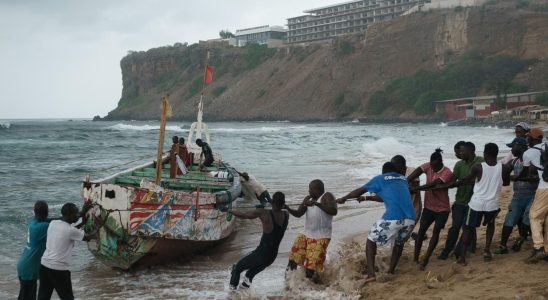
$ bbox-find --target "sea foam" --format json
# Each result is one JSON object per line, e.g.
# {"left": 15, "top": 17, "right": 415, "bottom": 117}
{"left": 361, "top": 137, "right": 410, "bottom": 159}
{"left": 108, "top": 123, "right": 188, "bottom": 132}
{"left": 211, "top": 125, "right": 307, "bottom": 133}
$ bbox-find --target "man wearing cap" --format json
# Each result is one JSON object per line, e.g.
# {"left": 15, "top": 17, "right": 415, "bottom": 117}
{"left": 495, "top": 137, "right": 538, "bottom": 254}
{"left": 500, "top": 122, "right": 530, "bottom": 164}
{"left": 523, "top": 127, "right": 548, "bottom": 262}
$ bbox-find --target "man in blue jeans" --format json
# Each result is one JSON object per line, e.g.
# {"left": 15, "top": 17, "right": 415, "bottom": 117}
{"left": 495, "top": 137, "right": 538, "bottom": 254}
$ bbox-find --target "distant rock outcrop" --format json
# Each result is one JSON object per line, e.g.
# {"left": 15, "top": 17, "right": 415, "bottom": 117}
{"left": 104, "top": 0, "right": 548, "bottom": 121}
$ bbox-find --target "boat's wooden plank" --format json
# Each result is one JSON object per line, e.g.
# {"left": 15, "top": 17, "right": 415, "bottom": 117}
{"left": 118, "top": 175, "right": 231, "bottom": 186}
{"left": 162, "top": 164, "right": 220, "bottom": 172}
{"left": 114, "top": 177, "right": 229, "bottom": 191}
{"left": 130, "top": 171, "right": 230, "bottom": 183}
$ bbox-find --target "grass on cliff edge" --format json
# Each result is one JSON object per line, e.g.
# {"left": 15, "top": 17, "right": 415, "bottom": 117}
{"left": 368, "top": 51, "right": 535, "bottom": 115}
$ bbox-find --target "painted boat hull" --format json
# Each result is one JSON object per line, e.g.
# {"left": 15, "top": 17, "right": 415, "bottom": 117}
{"left": 82, "top": 161, "right": 240, "bottom": 270}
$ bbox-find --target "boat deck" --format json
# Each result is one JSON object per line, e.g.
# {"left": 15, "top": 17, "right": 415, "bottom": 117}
{"left": 112, "top": 164, "right": 234, "bottom": 192}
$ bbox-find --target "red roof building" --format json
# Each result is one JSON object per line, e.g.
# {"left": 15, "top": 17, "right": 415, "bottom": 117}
{"left": 434, "top": 92, "right": 545, "bottom": 121}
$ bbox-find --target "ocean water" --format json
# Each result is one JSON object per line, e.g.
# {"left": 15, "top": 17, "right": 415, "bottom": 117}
{"left": 0, "top": 120, "right": 516, "bottom": 299}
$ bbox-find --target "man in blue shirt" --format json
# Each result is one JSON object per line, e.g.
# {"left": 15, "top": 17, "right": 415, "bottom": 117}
{"left": 337, "top": 162, "right": 416, "bottom": 283}
{"left": 17, "top": 201, "right": 51, "bottom": 300}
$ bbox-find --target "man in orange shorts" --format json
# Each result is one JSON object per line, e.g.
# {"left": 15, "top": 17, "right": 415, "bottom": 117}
{"left": 286, "top": 180, "right": 337, "bottom": 280}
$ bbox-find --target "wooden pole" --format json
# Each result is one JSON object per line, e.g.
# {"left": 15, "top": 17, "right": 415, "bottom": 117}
{"left": 155, "top": 95, "right": 169, "bottom": 185}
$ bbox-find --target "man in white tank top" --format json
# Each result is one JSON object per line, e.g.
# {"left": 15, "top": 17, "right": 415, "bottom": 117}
{"left": 286, "top": 179, "right": 337, "bottom": 281}
{"left": 453, "top": 143, "right": 510, "bottom": 265}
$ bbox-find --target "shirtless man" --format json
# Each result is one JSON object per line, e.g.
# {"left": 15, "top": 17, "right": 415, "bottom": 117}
{"left": 228, "top": 192, "right": 289, "bottom": 290}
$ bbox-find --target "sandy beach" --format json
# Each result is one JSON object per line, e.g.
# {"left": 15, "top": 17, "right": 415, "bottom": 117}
{"left": 315, "top": 186, "right": 548, "bottom": 299}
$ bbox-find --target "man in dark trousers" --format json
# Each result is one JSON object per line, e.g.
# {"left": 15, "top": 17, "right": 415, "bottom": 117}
{"left": 196, "top": 138, "right": 214, "bottom": 170}
{"left": 17, "top": 201, "right": 52, "bottom": 300}
{"left": 438, "top": 142, "right": 483, "bottom": 260}
{"left": 38, "top": 203, "right": 99, "bottom": 300}
{"left": 228, "top": 192, "right": 289, "bottom": 290}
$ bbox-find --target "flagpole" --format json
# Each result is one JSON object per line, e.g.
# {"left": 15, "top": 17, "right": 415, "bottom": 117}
{"left": 155, "top": 94, "right": 170, "bottom": 185}
{"left": 196, "top": 50, "right": 211, "bottom": 139}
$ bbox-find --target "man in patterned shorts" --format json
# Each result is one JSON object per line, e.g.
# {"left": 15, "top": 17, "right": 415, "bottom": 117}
{"left": 286, "top": 179, "right": 338, "bottom": 281}
{"left": 337, "top": 162, "right": 416, "bottom": 283}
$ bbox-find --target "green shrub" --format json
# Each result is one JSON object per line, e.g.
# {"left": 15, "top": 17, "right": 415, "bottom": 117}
{"left": 368, "top": 91, "right": 389, "bottom": 114}
{"left": 257, "top": 89, "right": 266, "bottom": 99}
{"left": 338, "top": 41, "right": 355, "bottom": 55}
{"left": 244, "top": 43, "right": 276, "bottom": 69}
{"left": 516, "top": 0, "right": 530, "bottom": 9}
{"left": 334, "top": 93, "right": 345, "bottom": 107}
{"left": 185, "top": 76, "right": 203, "bottom": 100}
{"left": 367, "top": 51, "right": 533, "bottom": 115}
{"left": 212, "top": 86, "right": 227, "bottom": 97}
{"left": 533, "top": 3, "right": 548, "bottom": 12}
{"left": 535, "top": 93, "right": 548, "bottom": 106}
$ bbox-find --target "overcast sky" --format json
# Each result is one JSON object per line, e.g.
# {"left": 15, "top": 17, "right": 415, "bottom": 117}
{"left": 0, "top": 0, "right": 337, "bottom": 119}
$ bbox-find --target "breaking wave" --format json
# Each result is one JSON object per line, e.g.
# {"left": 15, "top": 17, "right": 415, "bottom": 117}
{"left": 361, "top": 137, "right": 410, "bottom": 160}
{"left": 0, "top": 122, "right": 10, "bottom": 129}
{"left": 108, "top": 124, "right": 188, "bottom": 132}
{"left": 210, "top": 126, "right": 307, "bottom": 133}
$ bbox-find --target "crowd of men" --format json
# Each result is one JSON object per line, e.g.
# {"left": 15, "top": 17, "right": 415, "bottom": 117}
{"left": 228, "top": 121, "right": 548, "bottom": 289}
{"left": 167, "top": 135, "right": 215, "bottom": 178}
{"left": 17, "top": 123, "right": 548, "bottom": 298}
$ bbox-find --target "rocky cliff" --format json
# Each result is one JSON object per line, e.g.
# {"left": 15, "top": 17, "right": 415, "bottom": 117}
{"left": 104, "top": 0, "right": 548, "bottom": 121}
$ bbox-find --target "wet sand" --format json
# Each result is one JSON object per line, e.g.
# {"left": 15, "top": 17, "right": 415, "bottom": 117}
{"left": 310, "top": 187, "right": 548, "bottom": 299}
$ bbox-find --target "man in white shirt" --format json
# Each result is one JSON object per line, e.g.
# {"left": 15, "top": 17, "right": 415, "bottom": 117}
{"left": 238, "top": 171, "right": 272, "bottom": 205}
{"left": 523, "top": 128, "right": 548, "bottom": 263}
{"left": 38, "top": 203, "right": 98, "bottom": 300}
{"left": 285, "top": 180, "right": 337, "bottom": 281}
{"left": 454, "top": 143, "right": 510, "bottom": 265}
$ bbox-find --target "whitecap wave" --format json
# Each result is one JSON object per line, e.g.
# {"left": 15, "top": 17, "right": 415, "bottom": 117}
{"left": 108, "top": 124, "right": 188, "bottom": 132}
{"left": 439, "top": 122, "right": 447, "bottom": 127}
{"left": 211, "top": 126, "right": 307, "bottom": 133}
{"left": 360, "top": 137, "right": 410, "bottom": 159}
{"left": 0, "top": 122, "right": 11, "bottom": 129}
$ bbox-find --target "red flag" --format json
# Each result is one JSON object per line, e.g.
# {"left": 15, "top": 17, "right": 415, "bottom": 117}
{"left": 203, "top": 64, "right": 213, "bottom": 85}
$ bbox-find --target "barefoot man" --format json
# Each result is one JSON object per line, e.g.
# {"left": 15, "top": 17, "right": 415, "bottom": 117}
{"left": 228, "top": 192, "right": 289, "bottom": 290}
{"left": 337, "top": 162, "right": 416, "bottom": 283}
{"left": 286, "top": 179, "right": 337, "bottom": 281}
{"left": 454, "top": 143, "right": 511, "bottom": 265}
{"left": 407, "top": 148, "right": 452, "bottom": 270}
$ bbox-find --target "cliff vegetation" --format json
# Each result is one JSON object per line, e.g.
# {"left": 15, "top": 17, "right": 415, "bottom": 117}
{"left": 104, "top": 0, "right": 548, "bottom": 121}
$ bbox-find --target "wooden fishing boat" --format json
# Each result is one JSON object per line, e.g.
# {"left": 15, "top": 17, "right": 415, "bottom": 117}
{"left": 81, "top": 62, "right": 240, "bottom": 270}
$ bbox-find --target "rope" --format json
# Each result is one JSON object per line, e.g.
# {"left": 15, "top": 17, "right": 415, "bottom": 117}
{"left": 40, "top": 151, "right": 169, "bottom": 184}
{"left": 87, "top": 202, "right": 304, "bottom": 212}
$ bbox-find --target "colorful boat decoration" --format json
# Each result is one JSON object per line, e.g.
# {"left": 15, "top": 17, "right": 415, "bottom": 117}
{"left": 82, "top": 60, "right": 241, "bottom": 270}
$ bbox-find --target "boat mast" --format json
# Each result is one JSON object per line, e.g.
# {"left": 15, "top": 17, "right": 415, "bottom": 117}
{"left": 188, "top": 50, "right": 211, "bottom": 146}
{"left": 155, "top": 94, "right": 171, "bottom": 184}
